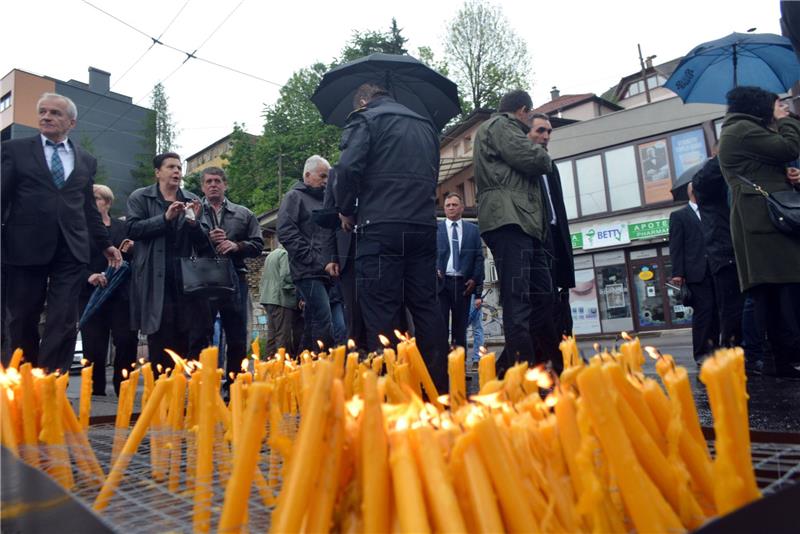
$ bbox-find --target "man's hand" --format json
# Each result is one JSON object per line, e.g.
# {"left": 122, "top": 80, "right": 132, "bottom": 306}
{"left": 209, "top": 228, "right": 227, "bottom": 244}
{"left": 339, "top": 214, "right": 355, "bottom": 232}
{"left": 325, "top": 262, "right": 340, "bottom": 277}
{"left": 787, "top": 167, "right": 800, "bottom": 185}
{"left": 463, "top": 279, "right": 476, "bottom": 296}
{"left": 103, "top": 246, "right": 122, "bottom": 269}
{"left": 119, "top": 239, "right": 134, "bottom": 253}
{"left": 185, "top": 199, "right": 202, "bottom": 225}
{"left": 216, "top": 240, "right": 240, "bottom": 255}
{"left": 437, "top": 269, "right": 444, "bottom": 280}
{"left": 670, "top": 276, "right": 684, "bottom": 286}
{"left": 298, "top": 299, "right": 305, "bottom": 311}
{"left": 474, "top": 297, "right": 482, "bottom": 309}
{"left": 88, "top": 273, "right": 108, "bottom": 288}
{"left": 165, "top": 201, "right": 185, "bottom": 221}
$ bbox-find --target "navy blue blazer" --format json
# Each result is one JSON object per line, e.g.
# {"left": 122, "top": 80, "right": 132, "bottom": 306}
{"left": 437, "top": 219, "right": 484, "bottom": 295}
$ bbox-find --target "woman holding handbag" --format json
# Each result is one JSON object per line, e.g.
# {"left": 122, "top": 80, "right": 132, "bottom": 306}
{"left": 126, "top": 152, "right": 211, "bottom": 374}
{"left": 718, "top": 86, "right": 800, "bottom": 378}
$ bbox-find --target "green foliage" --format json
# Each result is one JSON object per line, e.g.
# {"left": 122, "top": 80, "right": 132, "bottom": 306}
{"left": 78, "top": 134, "right": 109, "bottom": 184}
{"left": 444, "top": 0, "right": 531, "bottom": 112}
{"left": 339, "top": 18, "right": 409, "bottom": 62}
{"left": 130, "top": 109, "right": 157, "bottom": 187}
{"left": 182, "top": 170, "right": 204, "bottom": 197}
{"left": 152, "top": 83, "right": 178, "bottom": 154}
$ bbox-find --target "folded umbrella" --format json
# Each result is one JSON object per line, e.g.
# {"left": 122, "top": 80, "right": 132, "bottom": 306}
{"left": 664, "top": 32, "right": 800, "bottom": 105}
{"left": 78, "top": 261, "right": 130, "bottom": 329}
{"left": 311, "top": 53, "right": 461, "bottom": 131}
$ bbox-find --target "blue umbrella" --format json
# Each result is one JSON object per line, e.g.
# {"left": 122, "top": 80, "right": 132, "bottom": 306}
{"left": 78, "top": 261, "right": 130, "bottom": 329}
{"left": 664, "top": 32, "right": 800, "bottom": 104}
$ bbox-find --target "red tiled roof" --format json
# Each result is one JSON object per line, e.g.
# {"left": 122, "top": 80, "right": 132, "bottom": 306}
{"left": 532, "top": 93, "right": 595, "bottom": 115}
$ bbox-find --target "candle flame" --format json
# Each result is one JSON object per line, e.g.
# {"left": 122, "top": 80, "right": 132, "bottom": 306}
{"left": 465, "top": 406, "right": 483, "bottom": 427}
{"left": 479, "top": 345, "right": 487, "bottom": 355}
{"left": 122, "top": 369, "right": 129, "bottom": 379}
{"left": 644, "top": 346, "right": 661, "bottom": 360}
{"left": 165, "top": 349, "right": 191, "bottom": 376}
{"left": 194, "top": 361, "right": 203, "bottom": 370}
{"left": 436, "top": 394, "right": 450, "bottom": 406}
{"left": 81, "top": 358, "right": 89, "bottom": 367}
{"left": 470, "top": 392, "right": 503, "bottom": 408}
{"left": 393, "top": 329, "right": 408, "bottom": 342}
{"left": 229, "top": 372, "right": 235, "bottom": 380}
{"left": 621, "top": 331, "right": 633, "bottom": 341}
{"left": 6, "top": 389, "right": 14, "bottom": 402}
{"left": 32, "top": 368, "right": 45, "bottom": 378}
{"left": 345, "top": 398, "right": 364, "bottom": 419}
{"left": 317, "top": 340, "right": 325, "bottom": 351}
{"left": 544, "top": 393, "right": 558, "bottom": 408}
{"left": 241, "top": 358, "right": 249, "bottom": 373}
{"left": 156, "top": 364, "right": 163, "bottom": 373}
{"left": 348, "top": 338, "right": 357, "bottom": 350}
{"left": 138, "top": 358, "right": 146, "bottom": 365}
{"left": 525, "top": 365, "right": 553, "bottom": 389}
{"left": 378, "top": 335, "right": 390, "bottom": 347}
{"left": 395, "top": 417, "right": 409, "bottom": 431}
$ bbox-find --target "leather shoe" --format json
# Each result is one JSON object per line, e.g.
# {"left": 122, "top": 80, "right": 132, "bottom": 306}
{"left": 775, "top": 364, "right": 800, "bottom": 381}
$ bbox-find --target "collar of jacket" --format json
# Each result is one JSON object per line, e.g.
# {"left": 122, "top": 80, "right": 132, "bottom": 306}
{"left": 144, "top": 183, "right": 191, "bottom": 201}
{"left": 495, "top": 111, "right": 531, "bottom": 134}
{"left": 203, "top": 196, "right": 232, "bottom": 213}
{"left": 292, "top": 180, "right": 325, "bottom": 200}
{"left": 722, "top": 112, "right": 771, "bottom": 131}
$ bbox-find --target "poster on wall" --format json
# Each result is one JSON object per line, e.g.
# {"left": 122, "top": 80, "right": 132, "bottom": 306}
{"left": 570, "top": 269, "right": 601, "bottom": 334}
{"left": 638, "top": 139, "right": 673, "bottom": 204}
{"left": 670, "top": 129, "right": 707, "bottom": 179}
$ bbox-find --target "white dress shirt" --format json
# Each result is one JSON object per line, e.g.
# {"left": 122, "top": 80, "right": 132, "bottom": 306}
{"left": 446, "top": 218, "right": 463, "bottom": 276}
{"left": 689, "top": 201, "right": 701, "bottom": 221}
{"left": 41, "top": 134, "right": 75, "bottom": 181}
{"left": 541, "top": 174, "right": 557, "bottom": 225}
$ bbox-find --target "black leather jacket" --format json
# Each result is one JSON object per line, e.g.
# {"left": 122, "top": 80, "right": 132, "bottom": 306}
{"left": 691, "top": 156, "right": 737, "bottom": 274}
{"left": 277, "top": 181, "right": 331, "bottom": 282}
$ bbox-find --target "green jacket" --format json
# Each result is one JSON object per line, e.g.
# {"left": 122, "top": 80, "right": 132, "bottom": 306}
{"left": 258, "top": 247, "right": 298, "bottom": 308}
{"left": 718, "top": 113, "right": 800, "bottom": 291}
{"left": 473, "top": 112, "right": 553, "bottom": 241}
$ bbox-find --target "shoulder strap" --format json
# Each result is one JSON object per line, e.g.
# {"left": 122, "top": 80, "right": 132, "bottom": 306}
{"left": 735, "top": 175, "right": 770, "bottom": 198}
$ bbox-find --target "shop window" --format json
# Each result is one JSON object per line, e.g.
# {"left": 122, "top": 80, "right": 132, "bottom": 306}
{"left": 605, "top": 146, "right": 641, "bottom": 211}
{"left": 670, "top": 129, "right": 707, "bottom": 179}
{"left": 556, "top": 161, "right": 578, "bottom": 219}
{"left": 576, "top": 155, "right": 607, "bottom": 215}
{"left": 570, "top": 268, "right": 601, "bottom": 334}
{"left": 596, "top": 264, "right": 633, "bottom": 329}
{"left": 638, "top": 139, "right": 673, "bottom": 204}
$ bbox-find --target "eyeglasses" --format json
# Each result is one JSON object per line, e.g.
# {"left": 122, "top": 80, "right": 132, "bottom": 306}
{"left": 535, "top": 127, "right": 553, "bottom": 134}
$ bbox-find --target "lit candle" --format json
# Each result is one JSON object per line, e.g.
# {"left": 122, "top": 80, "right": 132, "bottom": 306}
{"left": 19, "top": 363, "right": 39, "bottom": 467}
{"left": 447, "top": 347, "right": 466, "bottom": 410}
{"left": 663, "top": 365, "right": 708, "bottom": 454}
{"left": 359, "top": 370, "right": 391, "bottom": 534}
{"left": 451, "top": 431, "right": 505, "bottom": 533}
{"left": 478, "top": 352, "right": 496, "bottom": 391}
{"left": 167, "top": 372, "right": 187, "bottom": 493}
{"left": 194, "top": 347, "right": 218, "bottom": 533}
{"left": 0, "top": 385, "right": 19, "bottom": 456}
{"left": 406, "top": 338, "right": 442, "bottom": 409}
{"left": 389, "top": 419, "right": 431, "bottom": 534}
{"left": 344, "top": 352, "right": 359, "bottom": 398}
{"left": 79, "top": 361, "right": 93, "bottom": 430}
{"left": 558, "top": 336, "right": 579, "bottom": 369}
{"left": 412, "top": 424, "right": 466, "bottom": 532}
{"left": 554, "top": 388, "right": 582, "bottom": 498}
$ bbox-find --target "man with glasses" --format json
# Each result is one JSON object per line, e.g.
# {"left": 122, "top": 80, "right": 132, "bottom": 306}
{"left": 473, "top": 90, "right": 556, "bottom": 376}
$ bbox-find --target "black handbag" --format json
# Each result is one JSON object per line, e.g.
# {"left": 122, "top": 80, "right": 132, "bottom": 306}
{"left": 737, "top": 175, "right": 800, "bottom": 236}
{"left": 180, "top": 211, "right": 237, "bottom": 298}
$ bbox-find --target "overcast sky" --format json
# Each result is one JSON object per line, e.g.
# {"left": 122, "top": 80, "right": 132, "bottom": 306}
{"left": 3, "top": 1, "right": 785, "bottom": 158}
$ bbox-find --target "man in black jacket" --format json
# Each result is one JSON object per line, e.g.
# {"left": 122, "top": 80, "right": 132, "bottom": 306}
{"left": 669, "top": 183, "right": 720, "bottom": 363}
{"left": 691, "top": 153, "right": 744, "bottom": 350}
{"left": 277, "top": 155, "right": 334, "bottom": 350}
{"left": 1, "top": 93, "right": 121, "bottom": 371}
{"left": 334, "top": 82, "right": 448, "bottom": 391}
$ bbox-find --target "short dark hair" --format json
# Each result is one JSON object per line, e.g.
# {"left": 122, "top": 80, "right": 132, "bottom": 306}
{"left": 153, "top": 152, "right": 182, "bottom": 170}
{"left": 498, "top": 90, "right": 533, "bottom": 113}
{"left": 726, "top": 86, "right": 779, "bottom": 124}
{"left": 352, "top": 82, "right": 389, "bottom": 109}
{"left": 529, "top": 112, "right": 550, "bottom": 122}
{"left": 202, "top": 166, "right": 227, "bottom": 182}
{"left": 444, "top": 191, "right": 463, "bottom": 203}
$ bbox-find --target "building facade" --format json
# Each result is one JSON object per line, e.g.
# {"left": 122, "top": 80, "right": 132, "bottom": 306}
{"left": 1, "top": 67, "right": 153, "bottom": 213}
{"left": 185, "top": 131, "right": 258, "bottom": 175}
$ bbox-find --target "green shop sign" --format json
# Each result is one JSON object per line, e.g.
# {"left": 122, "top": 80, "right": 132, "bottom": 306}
{"left": 571, "top": 218, "right": 669, "bottom": 250}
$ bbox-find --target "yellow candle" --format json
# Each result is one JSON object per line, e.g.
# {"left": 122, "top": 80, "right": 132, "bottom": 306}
{"left": 554, "top": 389, "right": 582, "bottom": 498}
{"left": 389, "top": 421, "right": 431, "bottom": 534}
{"left": 663, "top": 365, "right": 708, "bottom": 454}
{"left": 167, "top": 372, "right": 187, "bottom": 493}
{"left": 344, "top": 352, "right": 359, "bottom": 398}
{"left": 359, "top": 370, "right": 391, "bottom": 533}
{"left": 61, "top": 388, "right": 105, "bottom": 486}
{"left": 79, "top": 363, "right": 93, "bottom": 430}
{"left": 9, "top": 348, "right": 23, "bottom": 369}
{"left": 270, "top": 360, "right": 333, "bottom": 533}
{"left": 19, "top": 363, "right": 40, "bottom": 467}
{"left": 619, "top": 336, "right": 645, "bottom": 373}
{"left": 94, "top": 378, "right": 171, "bottom": 510}
{"left": 406, "top": 338, "right": 441, "bottom": 408}
{"left": 383, "top": 347, "right": 397, "bottom": 377}
{"left": 331, "top": 345, "right": 346, "bottom": 379}
{"left": 452, "top": 432, "right": 505, "bottom": 533}
{"left": 0, "top": 386, "right": 19, "bottom": 456}
{"left": 194, "top": 347, "right": 218, "bottom": 533}
{"left": 219, "top": 382, "right": 270, "bottom": 532}
{"left": 558, "top": 336, "right": 579, "bottom": 369}
{"left": 447, "top": 347, "right": 466, "bottom": 409}
{"left": 478, "top": 352, "right": 496, "bottom": 390}
{"left": 412, "top": 425, "right": 466, "bottom": 532}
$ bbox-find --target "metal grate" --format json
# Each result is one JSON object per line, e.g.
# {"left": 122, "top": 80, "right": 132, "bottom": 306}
{"left": 706, "top": 440, "right": 800, "bottom": 495}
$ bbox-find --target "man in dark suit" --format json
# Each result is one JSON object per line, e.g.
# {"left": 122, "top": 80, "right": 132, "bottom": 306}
{"left": 1, "top": 92, "right": 121, "bottom": 372}
{"left": 436, "top": 192, "right": 484, "bottom": 351}
{"left": 528, "top": 114, "right": 576, "bottom": 373}
{"left": 669, "top": 182, "right": 719, "bottom": 363}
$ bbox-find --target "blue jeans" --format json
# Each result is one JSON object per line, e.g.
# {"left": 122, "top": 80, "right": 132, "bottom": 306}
{"left": 295, "top": 278, "right": 333, "bottom": 351}
{"left": 468, "top": 294, "right": 484, "bottom": 364}
{"left": 330, "top": 301, "right": 347, "bottom": 346}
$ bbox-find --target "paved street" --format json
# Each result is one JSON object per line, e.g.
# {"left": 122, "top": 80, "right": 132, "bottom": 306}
{"left": 68, "top": 327, "right": 800, "bottom": 434}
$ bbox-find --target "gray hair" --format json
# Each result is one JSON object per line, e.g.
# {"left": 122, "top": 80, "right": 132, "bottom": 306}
{"left": 303, "top": 155, "right": 330, "bottom": 176}
{"left": 37, "top": 92, "right": 78, "bottom": 120}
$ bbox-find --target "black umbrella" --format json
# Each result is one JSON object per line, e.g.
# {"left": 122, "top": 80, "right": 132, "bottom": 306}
{"left": 311, "top": 53, "right": 461, "bottom": 131}
{"left": 671, "top": 158, "right": 710, "bottom": 201}
{"left": 78, "top": 261, "right": 130, "bottom": 329}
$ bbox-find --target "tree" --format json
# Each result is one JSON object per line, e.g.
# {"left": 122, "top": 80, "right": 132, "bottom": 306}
{"left": 444, "top": 0, "right": 532, "bottom": 112}
{"left": 339, "top": 18, "right": 409, "bottom": 62}
{"left": 151, "top": 82, "right": 178, "bottom": 154}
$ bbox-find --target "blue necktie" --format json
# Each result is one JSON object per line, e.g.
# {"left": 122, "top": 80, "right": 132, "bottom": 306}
{"left": 47, "top": 140, "right": 66, "bottom": 188}
{"left": 451, "top": 222, "right": 460, "bottom": 273}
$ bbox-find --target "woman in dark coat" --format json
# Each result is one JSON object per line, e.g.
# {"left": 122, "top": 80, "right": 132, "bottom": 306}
{"left": 79, "top": 184, "right": 138, "bottom": 395}
{"left": 127, "top": 152, "right": 210, "bottom": 372}
{"left": 718, "top": 86, "right": 800, "bottom": 378}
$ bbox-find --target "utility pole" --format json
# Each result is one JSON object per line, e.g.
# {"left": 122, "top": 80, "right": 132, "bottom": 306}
{"left": 637, "top": 43, "right": 654, "bottom": 104}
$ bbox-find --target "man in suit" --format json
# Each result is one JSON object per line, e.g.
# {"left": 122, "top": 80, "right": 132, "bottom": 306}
{"left": 437, "top": 192, "right": 484, "bottom": 352}
{"left": 669, "top": 182, "right": 719, "bottom": 363}
{"left": 1, "top": 92, "right": 121, "bottom": 371}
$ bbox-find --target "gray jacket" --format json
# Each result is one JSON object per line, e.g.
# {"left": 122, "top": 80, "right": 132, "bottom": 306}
{"left": 126, "top": 184, "right": 209, "bottom": 334}
{"left": 276, "top": 181, "right": 331, "bottom": 282}
{"left": 200, "top": 197, "right": 264, "bottom": 272}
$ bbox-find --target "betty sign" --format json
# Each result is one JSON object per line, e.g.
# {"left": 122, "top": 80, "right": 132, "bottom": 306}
{"left": 582, "top": 223, "right": 630, "bottom": 250}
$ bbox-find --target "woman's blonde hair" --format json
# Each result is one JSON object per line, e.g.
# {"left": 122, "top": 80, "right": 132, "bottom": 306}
{"left": 93, "top": 184, "right": 114, "bottom": 205}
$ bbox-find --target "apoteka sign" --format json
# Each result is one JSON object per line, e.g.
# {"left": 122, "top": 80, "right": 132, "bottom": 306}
{"left": 581, "top": 223, "right": 630, "bottom": 250}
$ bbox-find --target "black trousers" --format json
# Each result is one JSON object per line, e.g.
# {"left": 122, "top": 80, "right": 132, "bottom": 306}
{"left": 79, "top": 292, "right": 138, "bottom": 395}
{"left": 339, "top": 239, "right": 367, "bottom": 348}
{"left": 355, "top": 224, "right": 449, "bottom": 392}
{"left": 202, "top": 273, "right": 249, "bottom": 379}
{"left": 4, "top": 232, "right": 85, "bottom": 372}
{"left": 147, "top": 283, "right": 191, "bottom": 376}
{"left": 748, "top": 283, "right": 800, "bottom": 371}
{"left": 483, "top": 225, "right": 559, "bottom": 375}
{"left": 712, "top": 264, "right": 744, "bottom": 347}
{"left": 439, "top": 276, "right": 470, "bottom": 350}
{"left": 687, "top": 275, "right": 720, "bottom": 361}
